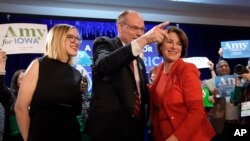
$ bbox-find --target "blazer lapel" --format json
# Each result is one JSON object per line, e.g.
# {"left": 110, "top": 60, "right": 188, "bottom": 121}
{"left": 112, "top": 37, "right": 123, "bottom": 49}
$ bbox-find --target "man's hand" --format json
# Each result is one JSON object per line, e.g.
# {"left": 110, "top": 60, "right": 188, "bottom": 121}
{"left": 0, "top": 49, "right": 7, "bottom": 74}
{"left": 135, "top": 21, "right": 170, "bottom": 48}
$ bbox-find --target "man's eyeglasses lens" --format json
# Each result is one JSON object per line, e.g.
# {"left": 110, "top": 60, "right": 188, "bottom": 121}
{"left": 122, "top": 22, "right": 146, "bottom": 32}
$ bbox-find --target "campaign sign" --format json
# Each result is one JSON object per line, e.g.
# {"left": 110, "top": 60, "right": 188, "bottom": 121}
{"left": 0, "top": 23, "right": 47, "bottom": 54}
{"left": 143, "top": 43, "right": 163, "bottom": 73}
{"left": 75, "top": 40, "right": 163, "bottom": 88}
{"left": 183, "top": 57, "right": 210, "bottom": 69}
{"left": 215, "top": 75, "right": 236, "bottom": 97}
{"left": 221, "top": 40, "right": 250, "bottom": 58}
{"left": 202, "top": 86, "right": 213, "bottom": 107}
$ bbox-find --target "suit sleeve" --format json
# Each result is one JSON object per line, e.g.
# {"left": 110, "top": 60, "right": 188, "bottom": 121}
{"left": 93, "top": 37, "right": 136, "bottom": 75}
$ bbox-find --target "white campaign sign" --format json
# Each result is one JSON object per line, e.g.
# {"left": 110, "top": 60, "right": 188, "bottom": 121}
{"left": 241, "top": 101, "right": 250, "bottom": 117}
{"left": 0, "top": 23, "right": 47, "bottom": 54}
{"left": 182, "top": 57, "right": 209, "bottom": 69}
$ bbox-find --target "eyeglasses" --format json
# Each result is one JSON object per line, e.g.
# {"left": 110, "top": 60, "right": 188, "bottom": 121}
{"left": 66, "top": 34, "right": 82, "bottom": 43}
{"left": 122, "top": 22, "right": 146, "bottom": 33}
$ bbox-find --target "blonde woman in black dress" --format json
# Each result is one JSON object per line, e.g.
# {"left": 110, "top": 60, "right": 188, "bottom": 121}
{"left": 15, "top": 24, "right": 84, "bottom": 141}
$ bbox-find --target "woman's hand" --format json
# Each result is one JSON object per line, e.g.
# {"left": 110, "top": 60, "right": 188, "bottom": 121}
{"left": 212, "top": 88, "right": 220, "bottom": 98}
{"left": 208, "top": 60, "right": 214, "bottom": 71}
{"left": 241, "top": 71, "right": 250, "bottom": 81}
{"left": 165, "top": 135, "right": 179, "bottom": 141}
{"left": 0, "top": 49, "right": 7, "bottom": 74}
{"left": 208, "top": 95, "right": 215, "bottom": 104}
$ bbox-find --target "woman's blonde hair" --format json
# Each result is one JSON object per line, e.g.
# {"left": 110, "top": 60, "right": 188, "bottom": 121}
{"left": 45, "top": 24, "right": 76, "bottom": 64}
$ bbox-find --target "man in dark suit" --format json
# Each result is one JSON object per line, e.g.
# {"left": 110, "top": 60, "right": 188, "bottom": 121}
{"left": 84, "top": 10, "right": 169, "bottom": 141}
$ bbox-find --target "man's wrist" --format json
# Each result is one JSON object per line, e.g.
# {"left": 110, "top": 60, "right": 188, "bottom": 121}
{"left": 131, "top": 40, "right": 143, "bottom": 56}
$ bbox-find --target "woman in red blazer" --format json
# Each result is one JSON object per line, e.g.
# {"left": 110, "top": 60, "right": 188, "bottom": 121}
{"left": 148, "top": 26, "right": 215, "bottom": 141}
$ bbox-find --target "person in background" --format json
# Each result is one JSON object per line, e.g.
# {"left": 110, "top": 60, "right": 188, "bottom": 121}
{"left": 205, "top": 48, "right": 240, "bottom": 141}
{"left": 84, "top": 10, "right": 169, "bottom": 141}
{"left": 0, "top": 49, "right": 11, "bottom": 141}
{"left": 80, "top": 76, "right": 89, "bottom": 122}
{"left": 149, "top": 66, "right": 157, "bottom": 84}
{"left": 205, "top": 59, "right": 229, "bottom": 141}
{"left": 147, "top": 65, "right": 158, "bottom": 141}
{"left": 8, "top": 69, "right": 25, "bottom": 141}
{"left": 0, "top": 102, "right": 4, "bottom": 141}
{"left": 202, "top": 60, "right": 216, "bottom": 116}
{"left": 0, "top": 50, "right": 25, "bottom": 141}
{"left": 73, "top": 65, "right": 91, "bottom": 122}
{"left": 79, "top": 75, "right": 90, "bottom": 141}
{"left": 231, "top": 63, "right": 250, "bottom": 130}
{"left": 241, "top": 70, "right": 250, "bottom": 81}
{"left": 72, "top": 63, "right": 91, "bottom": 141}
{"left": 148, "top": 26, "right": 215, "bottom": 141}
{"left": 15, "top": 24, "right": 85, "bottom": 141}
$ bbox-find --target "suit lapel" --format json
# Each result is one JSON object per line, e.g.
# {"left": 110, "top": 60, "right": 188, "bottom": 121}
{"left": 112, "top": 37, "right": 123, "bottom": 49}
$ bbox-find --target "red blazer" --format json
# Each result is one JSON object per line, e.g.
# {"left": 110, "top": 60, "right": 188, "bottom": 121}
{"left": 149, "top": 59, "right": 215, "bottom": 141}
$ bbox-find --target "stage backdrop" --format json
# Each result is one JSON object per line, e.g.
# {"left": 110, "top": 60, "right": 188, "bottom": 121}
{"left": 1, "top": 13, "right": 250, "bottom": 87}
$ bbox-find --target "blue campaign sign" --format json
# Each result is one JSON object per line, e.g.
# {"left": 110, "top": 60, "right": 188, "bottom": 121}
{"left": 78, "top": 40, "right": 162, "bottom": 74}
{"left": 215, "top": 75, "right": 236, "bottom": 97}
{"left": 73, "top": 40, "right": 162, "bottom": 92}
{"left": 143, "top": 43, "right": 163, "bottom": 73}
{"left": 221, "top": 40, "right": 250, "bottom": 58}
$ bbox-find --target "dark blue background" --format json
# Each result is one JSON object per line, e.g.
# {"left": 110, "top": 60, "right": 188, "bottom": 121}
{"left": 1, "top": 13, "right": 250, "bottom": 86}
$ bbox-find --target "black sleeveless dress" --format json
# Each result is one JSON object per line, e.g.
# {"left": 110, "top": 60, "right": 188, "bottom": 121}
{"left": 28, "top": 56, "right": 82, "bottom": 141}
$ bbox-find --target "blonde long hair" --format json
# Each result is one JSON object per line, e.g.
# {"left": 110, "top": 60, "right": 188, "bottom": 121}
{"left": 45, "top": 24, "right": 76, "bottom": 64}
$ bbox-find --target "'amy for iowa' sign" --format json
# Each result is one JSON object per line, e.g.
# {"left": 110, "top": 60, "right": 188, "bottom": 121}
{"left": 0, "top": 23, "right": 47, "bottom": 54}
{"left": 221, "top": 40, "right": 250, "bottom": 58}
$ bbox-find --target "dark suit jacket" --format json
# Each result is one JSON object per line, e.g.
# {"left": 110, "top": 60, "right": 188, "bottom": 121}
{"left": 84, "top": 36, "right": 149, "bottom": 139}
